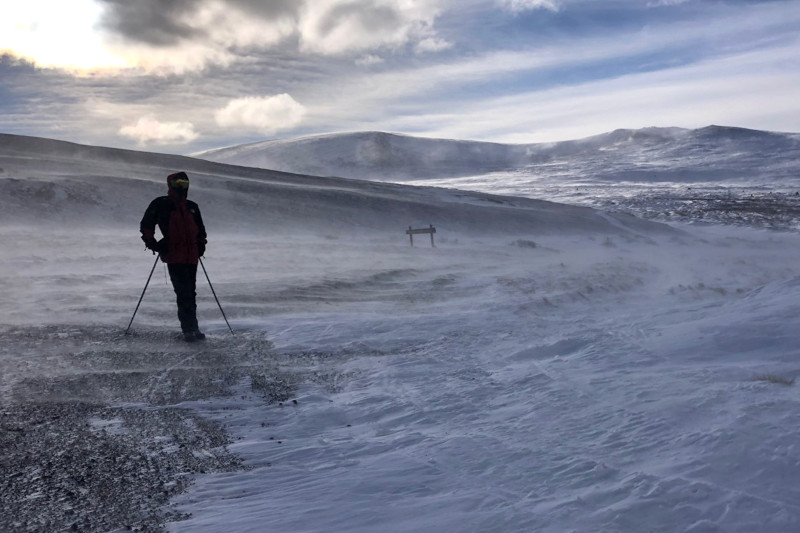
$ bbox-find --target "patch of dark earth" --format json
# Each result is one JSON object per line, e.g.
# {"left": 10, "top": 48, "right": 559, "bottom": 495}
{"left": 0, "top": 325, "right": 298, "bottom": 532}
{"left": 592, "top": 189, "right": 800, "bottom": 230}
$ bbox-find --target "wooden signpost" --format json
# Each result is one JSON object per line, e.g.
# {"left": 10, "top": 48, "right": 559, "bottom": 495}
{"left": 406, "top": 225, "right": 436, "bottom": 247}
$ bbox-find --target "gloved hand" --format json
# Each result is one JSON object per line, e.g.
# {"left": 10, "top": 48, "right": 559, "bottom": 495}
{"left": 197, "top": 241, "right": 206, "bottom": 258}
{"left": 142, "top": 235, "right": 158, "bottom": 252}
{"left": 156, "top": 239, "right": 168, "bottom": 255}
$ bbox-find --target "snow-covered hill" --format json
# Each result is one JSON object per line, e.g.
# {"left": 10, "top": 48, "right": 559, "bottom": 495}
{"left": 5, "top": 133, "right": 800, "bottom": 532}
{"left": 194, "top": 131, "right": 528, "bottom": 180}
{"left": 193, "top": 126, "right": 800, "bottom": 184}
{"left": 0, "top": 133, "right": 667, "bottom": 237}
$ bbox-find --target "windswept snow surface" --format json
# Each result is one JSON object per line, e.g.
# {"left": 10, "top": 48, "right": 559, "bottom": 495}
{"left": 4, "top": 135, "right": 800, "bottom": 532}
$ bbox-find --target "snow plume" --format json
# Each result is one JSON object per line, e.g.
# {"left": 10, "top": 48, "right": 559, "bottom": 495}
{"left": 214, "top": 94, "right": 307, "bottom": 135}
{"left": 118, "top": 116, "right": 199, "bottom": 146}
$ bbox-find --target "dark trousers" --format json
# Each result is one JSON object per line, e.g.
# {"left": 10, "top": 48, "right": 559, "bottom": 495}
{"left": 168, "top": 263, "right": 198, "bottom": 333}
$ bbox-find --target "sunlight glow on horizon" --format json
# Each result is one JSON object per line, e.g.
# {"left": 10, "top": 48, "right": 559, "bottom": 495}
{"left": 0, "top": 0, "right": 128, "bottom": 70}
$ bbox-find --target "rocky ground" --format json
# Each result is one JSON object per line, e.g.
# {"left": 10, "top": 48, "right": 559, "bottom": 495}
{"left": 594, "top": 188, "right": 800, "bottom": 230}
{"left": 0, "top": 326, "right": 295, "bottom": 532}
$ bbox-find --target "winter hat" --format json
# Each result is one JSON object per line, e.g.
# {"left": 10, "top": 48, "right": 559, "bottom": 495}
{"left": 167, "top": 171, "right": 190, "bottom": 190}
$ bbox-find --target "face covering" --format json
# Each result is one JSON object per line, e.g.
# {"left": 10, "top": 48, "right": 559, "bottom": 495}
{"left": 167, "top": 172, "right": 190, "bottom": 199}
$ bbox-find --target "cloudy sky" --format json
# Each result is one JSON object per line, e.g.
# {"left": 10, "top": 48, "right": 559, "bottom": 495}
{"left": 1, "top": 0, "right": 799, "bottom": 153}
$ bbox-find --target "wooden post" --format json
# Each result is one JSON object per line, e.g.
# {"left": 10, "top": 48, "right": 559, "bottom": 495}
{"left": 406, "top": 225, "right": 436, "bottom": 248}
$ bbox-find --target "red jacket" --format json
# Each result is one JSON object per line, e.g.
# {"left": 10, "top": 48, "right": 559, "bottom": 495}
{"left": 140, "top": 188, "right": 207, "bottom": 264}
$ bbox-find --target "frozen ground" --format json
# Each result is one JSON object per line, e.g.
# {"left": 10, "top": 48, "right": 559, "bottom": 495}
{"left": 3, "top": 135, "right": 800, "bottom": 532}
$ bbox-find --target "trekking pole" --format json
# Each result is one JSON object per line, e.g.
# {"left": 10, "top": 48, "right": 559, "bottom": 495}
{"left": 125, "top": 254, "right": 160, "bottom": 335}
{"left": 199, "top": 257, "right": 234, "bottom": 336}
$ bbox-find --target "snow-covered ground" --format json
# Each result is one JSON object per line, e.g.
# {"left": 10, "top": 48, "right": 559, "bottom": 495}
{"left": 3, "top": 134, "right": 800, "bottom": 532}
{"left": 172, "top": 227, "right": 800, "bottom": 533}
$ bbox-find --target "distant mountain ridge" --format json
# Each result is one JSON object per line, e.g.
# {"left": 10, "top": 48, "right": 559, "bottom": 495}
{"left": 193, "top": 126, "right": 800, "bottom": 183}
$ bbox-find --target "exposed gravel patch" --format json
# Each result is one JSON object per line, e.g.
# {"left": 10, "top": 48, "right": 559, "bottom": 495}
{"left": 1, "top": 402, "right": 238, "bottom": 532}
{"left": 0, "top": 326, "right": 296, "bottom": 532}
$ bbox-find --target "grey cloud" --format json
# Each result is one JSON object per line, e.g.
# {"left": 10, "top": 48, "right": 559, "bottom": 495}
{"left": 225, "top": 0, "right": 299, "bottom": 19}
{"left": 97, "top": 0, "right": 427, "bottom": 52}
{"left": 97, "top": 0, "right": 205, "bottom": 46}
{"left": 97, "top": 0, "right": 302, "bottom": 47}
{"left": 316, "top": 3, "right": 402, "bottom": 37}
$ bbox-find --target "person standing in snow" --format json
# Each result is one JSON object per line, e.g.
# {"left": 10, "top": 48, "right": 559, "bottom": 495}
{"left": 140, "top": 171, "right": 208, "bottom": 342}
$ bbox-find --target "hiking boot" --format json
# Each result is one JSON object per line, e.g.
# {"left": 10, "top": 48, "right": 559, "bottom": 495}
{"left": 183, "top": 330, "right": 206, "bottom": 342}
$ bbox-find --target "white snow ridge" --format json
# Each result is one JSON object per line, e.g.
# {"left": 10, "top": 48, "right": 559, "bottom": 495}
{"left": 3, "top": 129, "right": 800, "bottom": 532}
